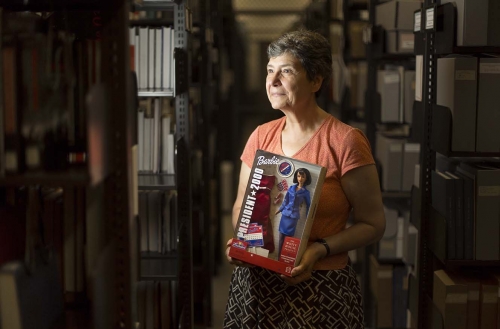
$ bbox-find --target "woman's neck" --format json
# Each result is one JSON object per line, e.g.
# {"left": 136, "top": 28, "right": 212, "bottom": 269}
{"left": 282, "top": 106, "right": 328, "bottom": 133}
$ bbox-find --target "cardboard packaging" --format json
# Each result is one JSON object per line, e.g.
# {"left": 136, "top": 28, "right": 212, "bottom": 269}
{"left": 477, "top": 58, "right": 500, "bottom": 152}
{"left": 378, "top": 69, "right": 402, "bottom": 123}
{"left": 386, "top": 30, "right": 415, "bottom": 54}
{"left": 376, "top": 0, "right": 423, "bottom": 31}
{"left": 369, "top": 254, "right": 393, "bottom": 328}
{"left": 376, "top": 133, "right": 404, "bottom": 191}
{"left": 228, "top": 149, "right": 326, "bottom": 276}
{"left": 436, "top": 56, "right": 478, "bottom": 152}
{"left": 433, "top": 270, "right": 467, "bottom": 329}
{"left": 440, "top": 0, "right": 500, "bottom": 47}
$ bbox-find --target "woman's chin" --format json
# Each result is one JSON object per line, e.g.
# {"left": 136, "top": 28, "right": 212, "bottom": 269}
{"left": 268, "top": 101, "right": 287, "bottom": 110}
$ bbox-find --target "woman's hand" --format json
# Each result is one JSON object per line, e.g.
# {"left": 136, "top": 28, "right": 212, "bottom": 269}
{"left": 281, "top": 242, "right": 326, "bottom": 285}
{"left": 225, "top": 239, "right": 255, "bottom": 268}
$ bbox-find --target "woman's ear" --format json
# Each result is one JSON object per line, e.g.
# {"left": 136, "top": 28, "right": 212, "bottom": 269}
{"left": 312, "top": 76, "right": 323, "bottom": 93}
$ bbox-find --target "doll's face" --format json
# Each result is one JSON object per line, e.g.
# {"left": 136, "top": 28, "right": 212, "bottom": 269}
{"left": 297, "top": 172, "right": 306, "bottom": 185}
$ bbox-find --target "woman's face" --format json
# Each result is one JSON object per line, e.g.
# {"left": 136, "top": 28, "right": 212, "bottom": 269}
{"left": 266, "top": 52, "right": 320, "bottom": 110}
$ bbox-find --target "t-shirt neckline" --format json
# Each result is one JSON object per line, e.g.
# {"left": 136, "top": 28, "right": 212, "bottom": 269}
{"left": 278, "top": 115, "right": 331, "bottom": 158}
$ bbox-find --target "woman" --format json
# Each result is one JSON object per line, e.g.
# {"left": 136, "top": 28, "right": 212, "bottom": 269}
{"left": 224, "top": 29, "right": 385, "bottom": 328}
{"left": 275, "top": 168, "right": 311, "bottom": 260}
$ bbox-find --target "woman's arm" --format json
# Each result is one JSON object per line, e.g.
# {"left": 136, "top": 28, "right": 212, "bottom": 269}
{"left": 304, "top": 190, "right": 311, "bottom": 214}
{"left": 327, "top": 163, "right": 386, "bottom": 254}
{"left": 275, "top": 189, "right": 289, "bottom": 214}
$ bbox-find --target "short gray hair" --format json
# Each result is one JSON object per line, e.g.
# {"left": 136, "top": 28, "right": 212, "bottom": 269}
{"left": 267, "top": 29, "right": 332, "bottom": 97}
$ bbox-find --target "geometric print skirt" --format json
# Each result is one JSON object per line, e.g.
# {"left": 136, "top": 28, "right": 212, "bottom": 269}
{"left": 223, "top": 262, "right": 364, "bottom": 329}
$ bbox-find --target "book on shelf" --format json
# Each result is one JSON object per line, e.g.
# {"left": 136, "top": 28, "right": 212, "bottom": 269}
{"left": 458, "top": 162, "right": 500, "bottom": 261}
{"left": 445, "top": 171, "right": 464, "bottom": 260}
{"left": 431, "top": 170, "right": 457, "bottom": 260}
{"left": 228, "top": 149, "right": 326, "bottom": 276}
{"left": 130, "top": 26, "right": 174, "bottom": 92}
{"left": 453, "top": 168, "right": 474, "bottom": 260}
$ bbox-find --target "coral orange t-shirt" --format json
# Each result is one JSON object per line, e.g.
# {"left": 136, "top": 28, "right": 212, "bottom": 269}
{"left": 241, "top": 114, "right": 375, "bottom": 270}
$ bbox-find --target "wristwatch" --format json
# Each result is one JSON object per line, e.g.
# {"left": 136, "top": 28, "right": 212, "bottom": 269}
{"left": 316, "top": 238, "right": 330, "bottom": 256}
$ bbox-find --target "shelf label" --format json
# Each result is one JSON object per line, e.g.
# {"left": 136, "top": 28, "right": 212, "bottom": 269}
{"left": 414, "top": 11, "right": 421, "bottom": 32}
{"left": 400, "top": 33, "right": 415, "bottom": 50}
{"left": 390, "top": 144, "right": 402, "bottom": 152}
{"left": 384, "top": 73, "right": 400, "bottom": 84}
{"left": 405, "top": 144, "right": 420, "bottom": 152}
{"left": 478, "top": 186, "right": 500, "bottom": 197}
{"left": 480, "top": 63, "right": 500, "bottom": 74}
{"left": 455, "top": 70, "right": 476, "bottom": 81}
{"left": 426, "top": 8, "right": 435, "bottom": 30}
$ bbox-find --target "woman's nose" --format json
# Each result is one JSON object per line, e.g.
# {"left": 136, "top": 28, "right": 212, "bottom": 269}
{"left": 270, "top": 73, "right": 281, "bottom": 85}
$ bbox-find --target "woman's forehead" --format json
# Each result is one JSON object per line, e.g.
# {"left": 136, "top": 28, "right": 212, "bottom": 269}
{"left": 268, "top": 53, "right": 300, "bottom": 66}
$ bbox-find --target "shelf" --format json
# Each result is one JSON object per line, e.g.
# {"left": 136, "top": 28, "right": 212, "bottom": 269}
{"left": 0, "top": 0, "right": 114, "bottom": 10}
{"left": 431, "top": 105, "right": 500, "bottom": 157}
{"left": 382, "top": 191, "right": 411, "bottom": 199}
{"left": 138, "top": 173, "right": 176, "bottom": 190}
{"left": 428, "top": 206, "right": 500, "bottom": 267}
{"left": 130, "top": 19, "right": 173, "bottom": 27}
{"left": 0, "top": 166, "right": 107, "bottom": 187}
{"left": 141, "top": 251, "right": 177, "bottom": 259}
{"left": 131, "top": 0, "right": 178, "bottom": 11}
{"left": 376, "top": 258, "right": 405, "bottom": 266}
{"left": 138, "top": 89, "right": 174, "bottom": 97}
{"left": 434, "top": 3, "right": 500, "bottom": 55}
{"left": 140, "top": 255, "right": 178, "bottom": 280}
{"left": 348, "top": 2, "right": 368, "bottom": 11}
{"left": 369, "top": 25, "right": 417, "bottom": 61}
{"left": 445, "top": 260, "right": 500, "bottom": 268}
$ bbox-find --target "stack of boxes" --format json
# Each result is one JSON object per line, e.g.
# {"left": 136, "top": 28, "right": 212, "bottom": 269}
{"left": 376, "top": 0, "right": 422, "bottom": 54}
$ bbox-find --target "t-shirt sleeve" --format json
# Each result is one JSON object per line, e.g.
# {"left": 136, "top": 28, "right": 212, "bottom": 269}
{"left": 240, "top": 126, "right": 260, "bottom": 168}
{"left": 339, "top": 128, "right": 375, "bottom": 177}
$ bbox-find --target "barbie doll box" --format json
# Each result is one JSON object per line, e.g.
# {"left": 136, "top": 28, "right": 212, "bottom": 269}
{"left": 228, "top": 149, "right": 326, "bottom": 276}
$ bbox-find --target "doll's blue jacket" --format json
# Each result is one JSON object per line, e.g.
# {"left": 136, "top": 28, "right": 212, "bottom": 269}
{"left": 278, "top": 184, "right": 311, "bottom": 220}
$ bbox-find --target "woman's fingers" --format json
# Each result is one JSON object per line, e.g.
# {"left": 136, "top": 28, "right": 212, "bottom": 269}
{"left": 280, "top": 271, "right": 312, "bottom": 285}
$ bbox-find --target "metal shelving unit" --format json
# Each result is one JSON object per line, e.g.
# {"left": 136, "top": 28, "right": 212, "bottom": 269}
{"left": 361, "top": 1, "right": 418, "bottom": 327}
{"left": 414, "top": 2, "right": 500, "bottom": 328}
{"left": 132, "top": 1, "right": 194, "bottom": 327}
{"left": 0, "top": 1, "right": 136, "bottom": 328}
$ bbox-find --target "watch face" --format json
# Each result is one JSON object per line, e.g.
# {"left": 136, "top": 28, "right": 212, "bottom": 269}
{"left": 277, "top": 160, "right": 294, "bottom": 178}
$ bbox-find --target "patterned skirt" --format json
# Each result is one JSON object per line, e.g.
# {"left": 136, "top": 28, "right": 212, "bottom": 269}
{"left": 223, "top": 263, "right": 364, "bottom": 329}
